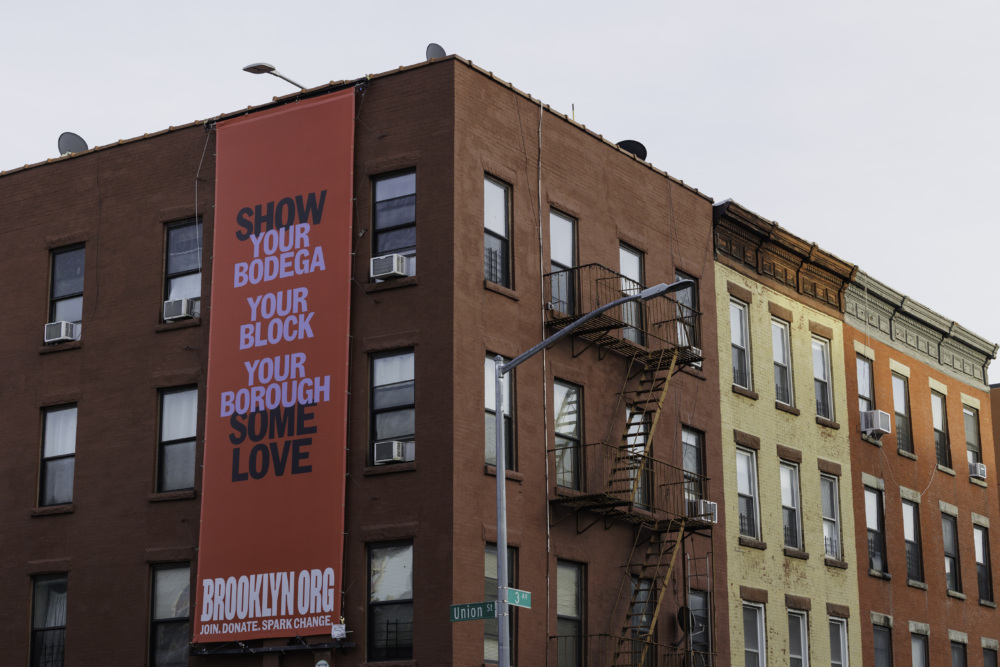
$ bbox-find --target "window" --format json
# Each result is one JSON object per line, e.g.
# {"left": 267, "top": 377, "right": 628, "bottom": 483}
{"left": 151, "top": 564, "right": 190, "bottom": 667}
{"left": 164, "top": 219, "right": 203, "bottom": 310}
{"left": 368, "top": 541, "right": 413, "bottom": 661}
{"left": 952, "top": 642, "right": 967, "bottom": 667}
{"left": 689, "top": 589, "right": 711, "bottom": 665}
{"left": 619, "top": 244, "right": 644, "bottom": 345}
{"left": 902, "top": 500, "right": 923, "bottom": 582}
{"left": 830, "top": 618, "right": 849, "bottom": 667}
{"left": 857, "top": 355, "right": 874, "bottom": 413}
{"left": 964, "top": 406, "right": 981, "bottom": 466}
{"left": 683, "top": 427, "right": 705, "bottom": 517}
{"left": 554, "top": 381, "right": 582, "bottom": 489}
{"left": 485, "top": 355, "right": 514, "bottom": 470}
{"left": 812, "top": 337, "right": 833, "bottom": 420}
{"left": 866, "top": 487, "right": 887, "bottom": 573}
{"left": 975, "top": 525, "right": 993, "bottom": 602}
{"left": 772, "top": 319, "right": 793, "bottom": 405}
{"left": 731, "top": 300, "right": 752, "bottom": 389}
{"left": 630, "top": 577, "right": 654, "bottom": 667}
{"left": 158, "top": 388, "right": 197, "bottom": 492}
{"left": 789, "top": 610, "right": 809, "bottom": 667}
{"left": 821, "top": 475, "right": 842, "bottom": 559}
{"left": 624, "top": 410, "right": 652, "bottom": 508}
{"left": 556, "top": 560, "right": 583, "bottom": 667}
{"left": 874, "top": 624, "right": 893, "bottom": 667}
{"left": 40, "top": 405, "right": 77, "bottom": 507}
{"left": 484, "top": 176, "right": 511, "bottom": 286}
{"left": 371, "top": 350, "right": 415, "bottom": 462}
{"left": 943, "top": 513, "right": 961, "bottom": 592}
{"left": 485, "top": 544, "right": 516, "bottom": 663}
{"left": 743, "top": 602, "right": 766, "bottom": 667}
{"left": 50, "top": 245, "right": 84, "bottom": 324}
{"left": 737, "top": 448, "right": 760, "bottom": 539}
{"left": 373, "top": 170, "right": 416, "bottom": 275}
{"left": 31, "top": 574, "right": 67, "bottom": 667}
{"left": 892, "top": 374, "right": 912, "bottom": 453}
{"left": 549, "top": 210, "right": 576, "bottom": 314}
{"left": 781, "top": 463, "right": 802, "bottom": 550}
{"left": 676, "top": 271, "right": 699, "bottom": 350}
{"left": 932, "top": 392, "right": 950, "bottom": 468}
{"left": 911, "top": 634, "right": 929, "bottom": 667}
{"left": 985, "top": 647, "right": 998, "bottom": 667}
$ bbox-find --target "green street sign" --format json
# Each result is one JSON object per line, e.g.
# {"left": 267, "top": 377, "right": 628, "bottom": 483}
{"left": 507, "top": 588, "right": 532, "bottom": 609}
{"left": 450, "top": 601, "right": 496, "bottom": 622}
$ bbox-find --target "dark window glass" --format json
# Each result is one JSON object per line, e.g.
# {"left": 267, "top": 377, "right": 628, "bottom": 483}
{"left": 943, "top": 514, "right": 961, "bottom": 592}
{"left": 556, "top": 561, "right": 583, "bottom": 667}
{"left": 730, "top": 300, "right": 751, "bottom": 389}
{"left": 984, "top": 647, "right": 998, "bottom": 667}
{"left": 371, "top": 351, "right": 415, "bottom": 462}
{"left": 486, "top": 355, "right": 514, "bottom": 470}
{"left": 976, "top": 525, "right": 993, "bottom": 602}
{"left": 874, "top": 624, "right": 893, "bottom": 667}
{"left": 902, "top": 499, "right": 923, "bottom": 582}
{"left": 892, "top": 374, "right": 912, "bottom": 453}
{"left": 932, "top": 392, "right": 951, "bottom": 467}
{"left": 554, "top": 381, "right": 581, "bottom": 489}
{"left": 857, "top": 355, "right": 874, "bottom": 413}
{"left": 952, "top": 642, "right": 967, "bottom": 667}
{"left": 683, "top": 427, "right": 705, "bottom": 517}
{"left": 32, "top": 574, "right": 67, "bottom": 667}
{"left": 689, "top": 589, "right": 710, "bottom": 665}
{"left": 165, "top": 219, "right": 202, "bottom": 304}
{"left": 151, "top": 564, "right": 190, "bottom": 667}
{"left": 866, "top": 487, "right": 887, "bottom": 573}
{"left": 912, "top": 634, "right": 929, "bottom": 667}
{"left": 619, "top": 244, "right": 644, "bottom": 345}
{"left": 40, "top": 406, "right": 77, "bottom": 507}
{"left": 159, "top": 388, "right": 197, "bottom": 492}
{"left": 50, "top": 246, "right": 84, "bottom": 324}
{"left": 772, "top": 319, "right": 792, "bottom": 404}
{"left": 676, "top": 271, "right": 700, "bottom": 351}
{"left": 484, "top": 177, "right": 511, "bottom": 286}
{"left": 368, "top": 541, "right": 413, "bottom": 660}
{"left": 965, "top": 406, "right": 981, "bottom": 466}
{"left": 549, "top": 210, "right": 576, "bottom": 314}
{"left": 373, "top": 171, "right": 416, "bottom": 275}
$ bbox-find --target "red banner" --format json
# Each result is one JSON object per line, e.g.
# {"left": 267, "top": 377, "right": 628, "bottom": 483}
{"left": 194, "top": 89, "right": 354, "bottom": 642}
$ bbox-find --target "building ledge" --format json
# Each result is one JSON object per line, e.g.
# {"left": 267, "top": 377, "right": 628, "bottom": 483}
{"left": 483, "top": 280, "right": 519, "bottom": 301}
{"left": 907, "top": 579, "right": 928, "bottom": 590}
{"left": 775, "top": 402, "right": 800, "bottom": 416}
{"left": 898, "top": 449, "right": 917, "bottom": 461}
{"left": 739, "top": 536, "right": 766, "bottom": 550}
{"left": 39, "top": 340, "right": 81, "bottom": 354}
{"left": 148, "top": 489, "right": 197, "bottom": 502}
{"left": 862, "top": 434, "right": 882, "bottom": 447}
{"left": 980, "top": 599, "right": 997, "bottom": 608}
{"left": 816, "top": 417, "right": 840, "bottom": 430}
{"left": 947, "top": 590, "right": 967, "bottom": 600}
{"left": 938, "top": 465, "right": 956, "bottom": 477}
{"left": 155, "top": 317, "right": 202, "bottom": 333}
{"left": 485, "top": 465, "right": 523, "bottom": 483}
{"left": 784, "top": 547, "right": 809, "bottom": 560}
{"left": 364, "top": 275, "right": 418, "bottom": 293}
{"left": 732, "top": 385, "right": 758, "bottom": 401}
{"left": 824, "top": 557, "right": 848, "bottom": 570}
{"left": 31, "top": 504, "right": 75, "bottom": 517}
{"left": 971, "top": 477, "right": 988, "bottom": 488}
{"left": 363, "top": 462, "right": 417, "bottom": 476}
{"left": 868, "top": 569, "right": 891, "bottom": 581}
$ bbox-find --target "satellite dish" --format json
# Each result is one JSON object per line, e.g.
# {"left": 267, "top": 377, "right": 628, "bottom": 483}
{"left": 677, "top": 605, "right": 690, "bottom": 633}
{"left": 426, "top": 43, "right": 446, "bottom": 60}
{"left": 617, "top": 139, "right": 647, "bottom": 162}
{"left": 58, "top": 132, "right": 89, "bottom": 156}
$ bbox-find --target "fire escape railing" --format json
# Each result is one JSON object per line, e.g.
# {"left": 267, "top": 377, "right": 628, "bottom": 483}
{"left": 549, "top": 633, "right": 714, "bottom": 667}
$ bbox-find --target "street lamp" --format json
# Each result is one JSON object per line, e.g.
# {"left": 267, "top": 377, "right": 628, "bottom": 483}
{"left": 242, "top": 62, "right": 307, "bottom": 90}
{"left": 492, "top": 278, "right": 693, "bottom": 667}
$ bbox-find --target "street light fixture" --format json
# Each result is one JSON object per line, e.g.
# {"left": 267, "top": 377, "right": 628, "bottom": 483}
{"left": 492, "top": 278, "right": 693, "bottom": 667}
{"left": 242, "top": 62, "right": 307, "bottom": 91}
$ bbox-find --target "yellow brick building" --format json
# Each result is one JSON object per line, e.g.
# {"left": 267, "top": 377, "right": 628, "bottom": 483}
{"left": 714, "top": 201, "right": 861, "bottom": 667}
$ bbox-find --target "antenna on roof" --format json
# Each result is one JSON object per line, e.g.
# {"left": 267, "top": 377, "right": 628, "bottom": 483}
{"left": 426, "top": 43, "right": 446, "bottom": 60}
{"left": 616, "top": 140, "right": 647, "bottom": 162}
{"left": 58, "top": 132, "right": 89, "bottom": 156}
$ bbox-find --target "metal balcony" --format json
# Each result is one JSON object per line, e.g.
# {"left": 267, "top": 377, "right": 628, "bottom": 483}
{"left": 545, "top": 264, "right": 703, "bottom": 370}
{"left": 549, "top": 442, "right": 713, "bottom": 531}
{"left": 549, "top": 634, "right": 714, "bottom": 667}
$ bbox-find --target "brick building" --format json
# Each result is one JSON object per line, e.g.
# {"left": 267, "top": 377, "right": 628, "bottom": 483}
{"left": 843, "top": 272, "right": 1000, "bottom": 667}
{"left": 713, "top": 201, "right": 863, "bottom": 667}
{"left": 0, "top": 56, "right": 725, "bottom": 666}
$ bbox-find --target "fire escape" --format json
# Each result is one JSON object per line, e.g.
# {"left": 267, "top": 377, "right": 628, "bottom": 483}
{"left": 545, "top": 264, "right": 715, "bottom": 667}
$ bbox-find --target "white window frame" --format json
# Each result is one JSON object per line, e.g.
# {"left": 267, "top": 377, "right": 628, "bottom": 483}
{"left": 744, "top": 602, "right": 766, "bottom": 667}
{"left": 812, "top": 337, "right": 833, "bottom": 420}
{"left": 549, "top": 209, "right": 576, "bottom": 314}
{"left": 857, "top": 354, "right": 874, "bottom": 413}
{"left": 772, "top": 319, "right": 793, "bottom": 405}
{"left": 866, "top": 486, "right": 887, "bottom": 573}
{"left": 788, "top": 609, "right": 809, "bottom": 667}
{"left": 731, "top": 299, "right": 752, "bottom": 390}
{"left": 737, "top": 448, "right": 761, "bottom": 540}
{"left": 484, "top": 176, "right": 512, "bottom": 287}
{"left": 821, "top": 475, "right": 841, "bottom": 560}
{"left": 780, "top": 462, "right": 803, "bottom": 550}
{"left": 964, "top": 406, "right": 981, "bottom": 466}
{"left": 830, "top": 617, "right": 849, "bottom": 667}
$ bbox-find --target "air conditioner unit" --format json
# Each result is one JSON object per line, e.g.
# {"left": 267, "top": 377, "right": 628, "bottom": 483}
{"left": 970, "top": 462, "right": 988, "bottom": 480}
{"left": 696, "top": 499, "right": 718, "bottom": 524}
{"left": 44, "top": 321, "right": 81, "bottom": 344}
{"left": 163, "top": 298, "right": 197, "bottom": 321}
{"left": 860, "top": 410, "right": 892, "bottom": 438}
{"left": 370, "top": 254, "right": 408, "bottom": 280}
{"left": 372, "top": 440, "right": 406, "bottom": 465}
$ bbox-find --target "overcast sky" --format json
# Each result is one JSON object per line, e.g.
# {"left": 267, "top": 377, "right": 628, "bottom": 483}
{"left": 6, "top": 0, "right": 999, "bottom": 377}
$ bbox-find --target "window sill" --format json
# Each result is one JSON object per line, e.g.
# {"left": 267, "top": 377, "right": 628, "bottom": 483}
{"left": 868, "top": 569, "right": 891, "bottom": 580}
{"left": 947, "top": 590, "right": 967, "bottom": 601}
{"left": 816, "top": 417, "right": 840, "bottom": 430}
{"left": 784, "top": 547, "right": 809, "bottom": 560}
{"left": 898, "top": 449, "right": 917, "bottom": 461}
{"left": 937, "top": 464, "right": 956, "bottom": 477}
{"left": 149, "top": 489, "right": 197, "bottom": 502}
{"left": 825, "top": 557, "right": 848, "bottom": 570}
{"left": 155, "top": 317, "right": 201, "bottom": 333}
{"left": 39, "top": 340, "right": 81, "bottom": 354}
{"left": 971, "top": 477, "right": 988, "bottom": 488}
{"left": 680, "top": 365, "right": 706, "bottom": 381}
{"left": 364, "top": 461, "right": 417, "bottom": 476}
{"left": 861, "top": 434, "right": 882, "bottom": 447}
{"left": 980, "top": 599, "right": 997, "bottom": 608}
{"left": 907, "top": 579, "right": 928, "bottom": 590}
{"left": 31, "top": 504, "right": 75, "bottom": 517}
{"left": 739, "top": 536, "right": 766, "bottom": 550}
{"left": 732, "top": 385, "right": 758, "bottom": 401}
{"left": 775, "top": 402, "right": 800, "bottom": 416}
{"left": 485, "top": 465, "right": 523, "bottom": 482}
{"left": 554, "top": 486, "right": 585, "bottom": 498}
{"left": 365, "top": 276, "right": 418, "bottom": 293}
{"left": 483, "top": 280, "right": 519, "bottom": 301}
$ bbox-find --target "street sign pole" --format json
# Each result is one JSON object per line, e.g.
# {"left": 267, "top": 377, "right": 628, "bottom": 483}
{"left": 495, "top": 357, "right": 510, "bottom": 667}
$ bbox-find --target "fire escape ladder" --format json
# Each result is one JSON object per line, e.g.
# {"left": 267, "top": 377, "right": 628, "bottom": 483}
{"left": 611, "top": 523, "right": 687, "bottom": 667}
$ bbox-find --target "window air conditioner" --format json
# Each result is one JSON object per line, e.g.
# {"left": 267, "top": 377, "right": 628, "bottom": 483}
{"left": 970, "top": 462, "right": 988, "bottom": 480}
{"left": 44, "top": 321, "right": 81, "bottom": 344}
{"left": 370, "top": 254, "right": 408, "bottom": 280}
{"left": 696, "top": 498, "right": 718, "bottom": 524}
{"left": 163, "top": 298, "right": 197, "bottom": 321}
{"left": 372, "top": 440, "right": 406, "bottom": 465}
{"left": 860, "top": 410, "right": 892, "bottom": 438}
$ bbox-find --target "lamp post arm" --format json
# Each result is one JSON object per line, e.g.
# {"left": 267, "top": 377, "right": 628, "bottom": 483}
{"left": 269, "top": 71, "right": 306, "bottom": 90}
